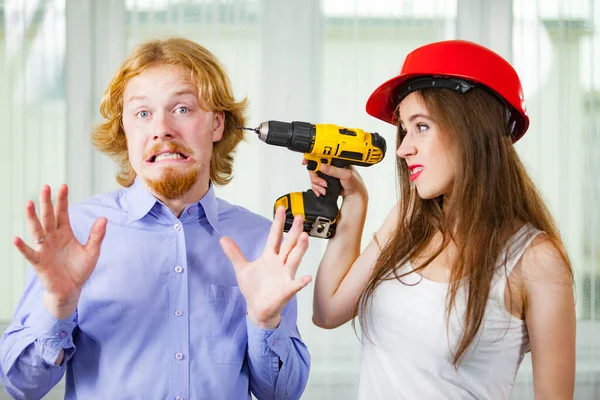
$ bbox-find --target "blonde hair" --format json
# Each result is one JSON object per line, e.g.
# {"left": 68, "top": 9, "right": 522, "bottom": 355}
{"left": 92, "top": 37, "right": 247, "bottom": 187}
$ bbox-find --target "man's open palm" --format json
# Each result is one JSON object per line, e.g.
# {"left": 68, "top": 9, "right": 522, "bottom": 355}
{"left": 12, "top": 184, "right": 107, "bottom": 318}
{"left": 220, "top": 206, "right": 311, "bottom": 329}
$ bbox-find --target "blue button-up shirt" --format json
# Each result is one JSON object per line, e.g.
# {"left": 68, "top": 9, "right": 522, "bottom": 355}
{"left": 0, "top": 179, "right": 310, "bottom": 399}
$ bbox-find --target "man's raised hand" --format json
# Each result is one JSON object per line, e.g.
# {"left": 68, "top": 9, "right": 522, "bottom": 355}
{"left": 12, "top": 184, "right": 107, "bottom": 319}
{"left": 220, "top": 206, "right": 311, "bottom": 329}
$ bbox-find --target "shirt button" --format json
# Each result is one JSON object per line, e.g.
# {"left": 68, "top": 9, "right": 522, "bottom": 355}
{"left": 59, "top": 331, "right": 67, "bottom": 339}
{"left": 187, "top": 207, "right": 194, "bottom": 214}
{"left": 175, "top": 352, "right": 183, "bottom": 360}
{"left": 174, "top": 266, "right": 183, "bottom": 273}
{"left": 174, "top": 309, "right": 183, "bottom": 317}
{"left": 174, "top": 223, "right": 181, "bottom": 231}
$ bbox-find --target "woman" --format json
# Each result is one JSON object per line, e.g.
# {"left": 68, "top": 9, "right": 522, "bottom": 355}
{"left": 310, "top": 40, "right": 575, "bottom": 399}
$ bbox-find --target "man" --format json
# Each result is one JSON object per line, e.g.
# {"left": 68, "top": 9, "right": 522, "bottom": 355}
{"left": 0, "top": 37, "right": 311, "bottom": 400}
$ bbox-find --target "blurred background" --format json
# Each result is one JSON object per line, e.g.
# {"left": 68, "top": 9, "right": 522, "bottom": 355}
{"left": 0, "top": 0, "right": 598, "bottom": 398}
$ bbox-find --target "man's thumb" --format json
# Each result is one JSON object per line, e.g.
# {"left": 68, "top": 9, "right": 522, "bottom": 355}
{"left": 220, "top": 237, "right": 247, "bottom": 269}
{"left": 87, "top": 217, "right": 107, "bottom": 250}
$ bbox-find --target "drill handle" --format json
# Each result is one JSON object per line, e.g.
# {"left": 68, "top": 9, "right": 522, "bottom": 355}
{"left": 317, "top": 171, "right": 342, "bottom": 205}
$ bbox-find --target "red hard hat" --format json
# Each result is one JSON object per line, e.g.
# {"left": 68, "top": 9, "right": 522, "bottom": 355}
{"left": 365, "top": 40, "right": 529, "bottom": 142}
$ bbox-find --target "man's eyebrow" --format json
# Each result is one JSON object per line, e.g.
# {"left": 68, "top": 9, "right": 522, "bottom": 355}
{"left": 126, "top": 89, "right": 198, "bottom": 104}
{"left": 127, "top": 95, "right": 147, "bottom": 103}
{"left": 172, "top": 89, "right": 198, "bottom": 97}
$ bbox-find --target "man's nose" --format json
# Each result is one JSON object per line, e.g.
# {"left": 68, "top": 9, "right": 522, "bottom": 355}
{"left": 152, "top": 112, "right": 175, "bottom": 140}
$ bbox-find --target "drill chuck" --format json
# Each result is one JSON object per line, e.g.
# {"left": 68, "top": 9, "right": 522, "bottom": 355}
{"left": 257, "top": 121, "right": 315, "bottom": 154}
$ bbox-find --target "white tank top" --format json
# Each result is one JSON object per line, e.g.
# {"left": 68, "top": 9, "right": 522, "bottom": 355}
{"left": 358, "top": 224, "right": 542, "bottom": 400}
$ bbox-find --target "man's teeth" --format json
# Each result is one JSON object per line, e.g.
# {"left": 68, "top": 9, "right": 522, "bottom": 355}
{"left": 411, "top": 167, "right": 424, "bottom": 174}
{"left": 155, "top": 153, "right": 183, "bottom": 162}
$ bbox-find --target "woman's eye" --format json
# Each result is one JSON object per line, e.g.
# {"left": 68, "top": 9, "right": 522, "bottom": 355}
{"left": 417, "top": 123, "right": 428, "bottom": 132}
{"left": 137, "top": 111, "right": 150, "bottom": 118}
{"left": 175, "top": 107, "right": 189, "bottom": 114}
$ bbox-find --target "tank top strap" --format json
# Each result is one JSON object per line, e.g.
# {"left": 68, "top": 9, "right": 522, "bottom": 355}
{"left": 502, "top": 224, "right": 544, "bottom": 276}
{"left": 490, "top": 224, "right": 544, "bottom": 300}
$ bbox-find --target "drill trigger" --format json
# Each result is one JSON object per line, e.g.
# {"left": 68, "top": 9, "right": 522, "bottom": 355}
{"left": 305, "top": 159, "right": 319, "bottom": 171}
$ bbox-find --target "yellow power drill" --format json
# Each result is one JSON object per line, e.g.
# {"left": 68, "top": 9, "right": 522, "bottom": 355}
{"left": 239, "top": 121, "right": 387, "bottom": 238}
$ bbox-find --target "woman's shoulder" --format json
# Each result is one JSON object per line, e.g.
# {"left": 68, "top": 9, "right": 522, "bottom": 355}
{"left": 499, "top": 225, "right": 571, "bottom": 290}
{"left": 519, "top": 232, "right": 571, "bottom": 282}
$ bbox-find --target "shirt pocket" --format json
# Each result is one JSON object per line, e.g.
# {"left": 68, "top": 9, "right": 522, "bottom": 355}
{"left": 206, "top": 283, "right": 248, "bottom": 365}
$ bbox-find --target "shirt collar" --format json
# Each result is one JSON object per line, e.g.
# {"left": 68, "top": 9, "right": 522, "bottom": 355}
{"left": 198, "top": 183, "right": 220, "bottom": 233}
{"left": 125, "top": 177, "right": 220, "bottom": 232}
{"left": 126, "top": 178, "right": 159, "bottom": 224}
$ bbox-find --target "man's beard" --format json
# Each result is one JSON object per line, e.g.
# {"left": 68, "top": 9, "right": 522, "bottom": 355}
{"left": 146, "top": 166, "right": 199, "bottom": 200}
{"left": 143, "top": 142, "right": 199, "bottom": 200}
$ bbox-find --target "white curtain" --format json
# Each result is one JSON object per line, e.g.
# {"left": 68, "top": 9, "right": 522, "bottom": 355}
{"left": 0, "top": 0, "right": 67, "bottom": 333}
{"left": 0, "top": 0, "right": 598, "bottom": 399}
{"left": 511, "top": 0, "right": 600, "bottom": 398}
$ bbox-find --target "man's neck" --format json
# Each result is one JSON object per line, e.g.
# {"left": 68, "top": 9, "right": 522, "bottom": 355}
{"left": 148, "top": 178, "right": 210, "bottom": 218}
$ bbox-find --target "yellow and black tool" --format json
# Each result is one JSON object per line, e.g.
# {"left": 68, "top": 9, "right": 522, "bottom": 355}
{"left": 238, "top": 121, "right": 387, "bottom": 238}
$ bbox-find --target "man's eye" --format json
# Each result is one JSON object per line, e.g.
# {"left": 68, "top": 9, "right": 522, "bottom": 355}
{"left": 175, "top": 107, "right": 189, "bottom": 114}
{"left": 137, "top": 111, "right": 150, "bottom": 118}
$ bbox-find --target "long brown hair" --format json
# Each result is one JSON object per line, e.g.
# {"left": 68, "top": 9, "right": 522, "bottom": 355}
{"left": 357, "top": 87, "right": 572, "bottom": 366}
{"left": 92, "top": 37, "right": 247, "bottom": 187}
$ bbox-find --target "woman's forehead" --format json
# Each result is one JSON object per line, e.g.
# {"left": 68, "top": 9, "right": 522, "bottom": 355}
{"left": 398, "top": 92, "right": 429, "bottom": 123}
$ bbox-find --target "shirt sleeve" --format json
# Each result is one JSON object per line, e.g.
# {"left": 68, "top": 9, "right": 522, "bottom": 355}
{"left": 0, "top": 273, "right": 77, "bottom": 400}
{"left": 246, "top": 295, "right": 310, "bottom": 400}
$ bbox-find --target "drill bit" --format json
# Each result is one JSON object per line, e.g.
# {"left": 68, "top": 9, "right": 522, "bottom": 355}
{"left": 234, "top": 126, "right": 260, "bottom": 134}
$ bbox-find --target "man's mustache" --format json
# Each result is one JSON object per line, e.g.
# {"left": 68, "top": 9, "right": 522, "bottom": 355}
{"left": 143, "top": 142, "right": 194, "bottom": 161}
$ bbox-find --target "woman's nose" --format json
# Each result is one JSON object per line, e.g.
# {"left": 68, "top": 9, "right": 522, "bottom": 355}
{"left": 397, "top": 136, "right": 417, "bottom": 159}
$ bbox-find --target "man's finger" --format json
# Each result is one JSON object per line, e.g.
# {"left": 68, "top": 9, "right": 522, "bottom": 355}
{"left": 39, "top": 185, "right": 57, "bottom": 232}
{"left": 55, "top": 184, "right": 72, "bottom": 230}
{"left": 284, "top": 232, "right": 309, "bottom": 278}
{"left": 278, "top": 274, "right": 312, "bottom": 307}
{"left": 220, "top": 236, "right": 248, "bottom": 271}
{"left": 24, "top": 201, "right": 45, "bottom": 245}
{"left": 264, "top": 206, "right": 286, "bottom": 253}
{"left": 12, "top": 237, "right": 39, "bottom": 266}
{"left": 85, "top": 217, "right": 107, "bottom": 255}
{"left": 279, "top": 214, "right": 303, "bottom": 260}
{"left": 286, "top": 275, "right": 312, "bottom": 297}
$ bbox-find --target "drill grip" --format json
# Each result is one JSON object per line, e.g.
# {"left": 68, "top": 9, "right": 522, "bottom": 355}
{"left": 317, "top": 171, "right": 342, "bottom": 205}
